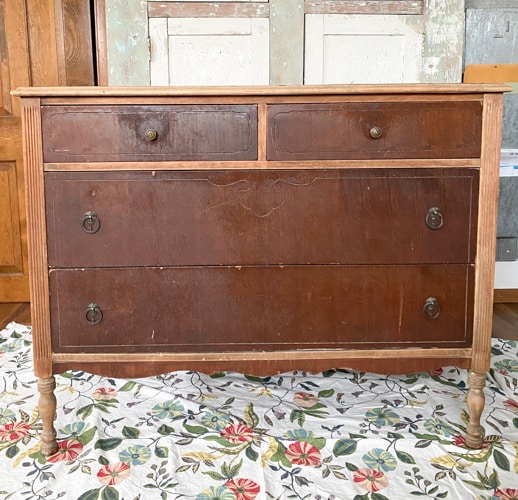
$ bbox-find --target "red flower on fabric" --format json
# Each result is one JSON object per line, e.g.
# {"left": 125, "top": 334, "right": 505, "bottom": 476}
{"left": 92, "top": 387, "right": 118, "bottom": 400}
{"left": 428, "top": 367, "right": 443, "bottom": 377}
{"left": 220, "top": 424, "right": 254, "bottom": 444}
{"left": 0, "top": 421, "right": 31, "bottom": 441}
{"left": 97, "top": 461, "right": 131, "bottom": 486}
{"left": 47, "top": 439, "right": 84, "bottom": 463}
{"left": 353, "top": 468, "right": 389, "bottom": 492}
{"left": 495, "top": 488, "right": 518, "bottom": 500}
{"left": 285, "top": 441, "right": 321, "bottom": 466}
{"left": 503, "top": 399, "right": 518, "bottom": 414}
{"left": 224, "top": 478, "right": 261, "bottom": 500}
{"left": 293, "top": 392, "right": 318, "bottom": 408}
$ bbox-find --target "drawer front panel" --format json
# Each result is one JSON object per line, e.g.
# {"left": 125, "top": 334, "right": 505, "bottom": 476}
{"left": 49, "top": 265, "right": 474, "bottom": 353}
{"left": 41, "top": 105, "right": 258, "bottom": 162}
{"left": 267, "top": 101, "right": 482, "bottom": 160}
{"left": 45, "top": 168, "right": 478, "bottom": 267}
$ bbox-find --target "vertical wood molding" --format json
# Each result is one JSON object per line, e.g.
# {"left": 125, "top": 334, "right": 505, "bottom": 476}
{"left": 270, "top": 0, "right": 304, "bottom": 84}
{"left": 105, "top": 0, "right": 150, "bottom": 86}
{"left": 25, "top": 0, "right": 60, "bottom": 86}
{"left": 422, "top": 0, "right": 465, "bottom": 83}
{"left": 472, "top": 92, "right": 504, "bottom": 372}
{"left": 21, "top": 98, "right": 51, "bottom": 377}
{"left": 94, "top": 0, "right": 108, "bottom": 85}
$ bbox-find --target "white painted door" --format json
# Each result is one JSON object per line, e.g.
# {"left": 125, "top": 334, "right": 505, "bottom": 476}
{"left": 304, "top": 15, "right": 424, "bottom": 84}
{"left": 103, "top": 0, "right": 464, "bottom": 86}
{"left": 150, "top": 17, "right": 269, "bottom": 86}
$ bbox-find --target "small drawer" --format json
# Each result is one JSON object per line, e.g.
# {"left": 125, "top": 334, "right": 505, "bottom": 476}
{"left": 41, "top": 104, "right": 258, "bottom": 162}
{"left": 49, "top": 264, "right": 474, "bottom": 353}
{"left": 45, "top": 168, "right": 479, "bottom": 268}
{"left": 267, "top": 101, "right": 482, "bottom": 160}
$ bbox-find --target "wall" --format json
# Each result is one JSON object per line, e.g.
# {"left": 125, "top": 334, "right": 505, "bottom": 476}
{"left": 465, "top": 0, "right": 518, "bottom": 291}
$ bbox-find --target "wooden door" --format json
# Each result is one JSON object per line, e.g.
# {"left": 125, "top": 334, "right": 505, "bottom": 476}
{"left": 101, "top": 0, "right": 465, "bottom": 86}
{"left": 0, "top": 0, "right": 95, "bottom": 302}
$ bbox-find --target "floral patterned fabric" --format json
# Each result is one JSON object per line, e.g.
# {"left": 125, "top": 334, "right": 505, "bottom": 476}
{"left": 1, "top": 322, "right": 518, "bottom": 499}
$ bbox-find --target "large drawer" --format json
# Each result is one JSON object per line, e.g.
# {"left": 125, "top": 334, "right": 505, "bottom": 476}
{"left": 267, "top": 101, "right": 482, "bottom": 160}
{"left": 49, "top": 264, "right": 474, "bottom": 353}
{"left": 41, "top": 105, "right": 258, "bottom": 162}
{"left": 45, "top": 168, "right": 478, "bottom": 267}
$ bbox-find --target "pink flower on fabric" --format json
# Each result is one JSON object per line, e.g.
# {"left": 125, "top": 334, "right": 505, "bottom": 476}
{"left": 495, "top": 488, "right": 518, "bottom": 500}
{"left": 293, "top": 392, "right": 318, "bottom": 408}
{"left": 97, "top": 462, "right": 131, "bottom": 485}
{"left": 92, "top": 387, "right": 118, "bottom": 400}
{"left": 220, "top": 424, "right": 254, "bottom": 443}
{"left": 224, "top": 478, "right": 261, "bottom": 500}
{"left": 0, "top": 421, "right": 31, "bottom": 441}
{"left": 47, "top": 439, "right": 84, "bottom": 463}
{"left": 353, "top": 468, "right": 389, "bottom": 492}
{"left": 285, "top": 441, "right": 321, "bottom": 466}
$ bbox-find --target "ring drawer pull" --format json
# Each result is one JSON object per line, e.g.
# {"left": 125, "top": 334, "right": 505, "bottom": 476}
{"left": 82, "top": 211, "right": 100, "bottom": 234}
{"left": 425, "top": 207, "right": 444, "bottom": 230}
{"left": 369, "top": 126, "right": 383, "bottom": 139}
{"left": 423, "top": 297, "right": 441, "bottom": 320}
{"left": 85, "top": 303, "right": 103, "bottom": 325}
{"left": 144, "top": 128, "right": 158, "bottom": 141}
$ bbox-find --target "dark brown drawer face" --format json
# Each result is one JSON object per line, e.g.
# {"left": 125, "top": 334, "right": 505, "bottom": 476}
{"left": 267, "top": 101, "right": 482, "bottom": 160}
{"left": 45, "top": 168, "right": 478, "bottom": 267}
{"left": 49, "top": 264, "right": 474, "bottom": 353}
{"left": 41, "top": 105, "right": 258, "bottom": 162}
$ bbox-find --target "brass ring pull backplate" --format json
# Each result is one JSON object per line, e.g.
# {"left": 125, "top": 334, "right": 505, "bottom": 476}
{"left": 425, "top": 207, "right": 444, "bottom": 230}
{"left": 369, "top": 126, "right": 383, "bottom": 139}
{"left": 82, "top": 211, "right": 100, "bottom": 234}
{"left": 85, "top": 303, "right": 103, "bottom": 325}
{"left": 423, "top": 297, "right": 441, "bottom": 320}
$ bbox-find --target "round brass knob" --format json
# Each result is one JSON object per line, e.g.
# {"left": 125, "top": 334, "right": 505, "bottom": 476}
{"left": 423, "top": 297, "right": 441, "bottom": 320}
{"left": 82, "top": 211, "right": 100, "bottom": 234}
{"left": 369, "top": 126, "right": 383, "bottom": 139}
{"left": 144, "top": 129, "right": 158, "bottom": 141}
{"left": 425, "top": 207, "right": 444, "bottom": 230}
{"left": 85, "top": 303, "right": 103, "bottom": 325}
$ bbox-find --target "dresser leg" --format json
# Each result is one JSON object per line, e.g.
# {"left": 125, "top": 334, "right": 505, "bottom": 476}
{"left": 465, "top": 370, "right": 485, "bottom": 449}
{"left": 38, "top": 377, "right": 58, "bottom": 456}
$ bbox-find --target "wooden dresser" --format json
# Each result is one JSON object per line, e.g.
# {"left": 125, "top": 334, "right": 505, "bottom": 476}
{"left": 15, "top": 85, "right": 507, "bottom": 455}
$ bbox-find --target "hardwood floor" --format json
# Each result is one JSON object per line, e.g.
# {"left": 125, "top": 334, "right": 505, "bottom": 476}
{"left": 1, "top": 302, "right": 518, "bottom": 340}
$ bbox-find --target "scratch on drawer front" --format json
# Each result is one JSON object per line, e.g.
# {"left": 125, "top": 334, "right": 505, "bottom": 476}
{"left": 398, "top": 286, "right": 404, "bottom": 334}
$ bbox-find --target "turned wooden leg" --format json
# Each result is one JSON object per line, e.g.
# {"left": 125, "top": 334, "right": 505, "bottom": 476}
{"left": 465, "top": 370, "right": 486, "bottom": 448}
{"left": 38, "top": 377, "right": 58, "bottom": 456}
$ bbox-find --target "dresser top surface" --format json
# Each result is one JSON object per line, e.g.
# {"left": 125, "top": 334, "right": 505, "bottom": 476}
{"left": 12, "top": 83, "right": 511, "bottom": 98}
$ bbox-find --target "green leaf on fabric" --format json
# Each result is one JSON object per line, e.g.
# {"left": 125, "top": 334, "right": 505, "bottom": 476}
{"left": 94, "top": 438, "right": 122, "bottom": 451}
{"left": 333, "top": 439, "right": 357, "bottom": 457}
{"left": 101, "top": 486, "right": 119, "bottom": 500}
{"left": 157, "top": 424, "right": 175, "bottom": 436}
{"left": 77, "top": 489, "right": 101, "bottom": 500}
{"left": 155, "top": 446, "right": 169, "bottom": 458}
{"left": 183, "top": 423, "right": 208, "bottom": 435}
{"left": 493, "top": 449, "right": 510, "bottom": 471}
{"left": 318, "top": 389, "right": 334, "bottom": 398}
{"left": 118, "top": 381, "right": 137, "bottom": 392}
{"left": 78, "top": 427, "right": 97, "bottom": 446}
{"left": 122, "top": 426, "right": 140, "bottom": 439}
{"left": 396, "top": 450, "right": 416, "bottom": 465}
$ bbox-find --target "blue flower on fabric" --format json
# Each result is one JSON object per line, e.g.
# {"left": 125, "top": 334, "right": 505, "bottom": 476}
{"left": 195, "top": 485, "right": 236, "bottom": 500}
{"left": 0, "top": 408, "right": 16, "bottom": 424}
{"left": 494, "top": 359, "right": 518, "bottom": 373}
{"left": 424, "top": 417, "right": 455, "bottom": 437}
{"left": 151, "top": 399, "right": 185, "bottom": 420}
{"left": 59, "top": 422, "right": 86, "bottom": 437}
{"left": 362, "top": 448, "right": 397, "bottom": 472}
{"left": 119, "top": 444, "right": 152, "bottom": 466}
{"left": 0, "top": 339, "right": 23, "bottom": 353}
{"left": 200, "top": 409, "right": 231, "bottom": 430}
{"left": 285, "top": 429, "right": 315, "bottom": 441}
{"left": 365, "top": 408, "right": 400, "bottom": 426}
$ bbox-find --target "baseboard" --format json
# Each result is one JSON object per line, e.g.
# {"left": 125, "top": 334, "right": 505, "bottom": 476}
{"left": 494, "top": 289, "right": 518, "bottom": 303}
